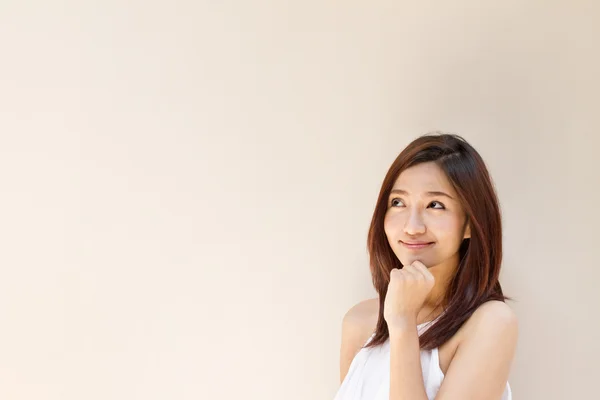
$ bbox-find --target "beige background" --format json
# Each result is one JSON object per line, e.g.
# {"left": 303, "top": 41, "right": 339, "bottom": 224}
{"left": 0, "top": 1, "right": 598, "bottom": 399}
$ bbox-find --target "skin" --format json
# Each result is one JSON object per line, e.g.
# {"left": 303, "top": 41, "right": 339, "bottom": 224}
{"left": 339, "top": 162, "right": 518, "bottom": 399}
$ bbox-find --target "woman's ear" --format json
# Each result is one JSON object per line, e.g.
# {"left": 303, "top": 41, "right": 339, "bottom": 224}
{"left": 463, "top": 218, "right": 471, "bottom": 239}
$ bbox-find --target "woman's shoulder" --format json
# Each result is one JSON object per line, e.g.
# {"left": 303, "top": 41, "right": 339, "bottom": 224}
{"left": 455, "top": 300, "right": 518, "bottom": 344}
{"left": 341, "top": 298, "right": 379, "bottom": 342}
{"left": 465, "top": 301, "right": 517, "bottom": 330}
{"left": 343, "top": 297, "right": 379, "bottom": 328}
{"left": 436, "top": 300, "right": 518, "bottom": 382}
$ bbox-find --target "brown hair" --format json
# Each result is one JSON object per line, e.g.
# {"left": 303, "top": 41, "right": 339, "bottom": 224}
{"left": 365, "top": 132, "right": 510, "bottom": 350}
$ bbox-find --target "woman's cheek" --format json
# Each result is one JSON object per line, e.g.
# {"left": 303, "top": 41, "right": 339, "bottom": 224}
{"left": 384, "top": 211, "right": 404, "bottom": 233}
{"left": 430, "top": 217, "right": 461, "bottom": 238}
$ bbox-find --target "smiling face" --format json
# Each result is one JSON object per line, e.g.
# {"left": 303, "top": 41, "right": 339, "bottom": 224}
{"left": 384, "top": 161, "right": 471, "bottom": 270}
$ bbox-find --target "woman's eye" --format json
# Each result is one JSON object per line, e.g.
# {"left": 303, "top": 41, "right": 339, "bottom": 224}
{"left": 389, "top": 198, "right": 445, "bottom": 209}
{"left": 429, "top": 201, "right": 445, "bottom": 209}
{"left": 390, "top": 198, "right": 404, "bottom": 207}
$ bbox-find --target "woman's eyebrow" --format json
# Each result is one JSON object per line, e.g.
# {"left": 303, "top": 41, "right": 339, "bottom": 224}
{"left": 389, "top": 188, "right": 454, "bottom": 200}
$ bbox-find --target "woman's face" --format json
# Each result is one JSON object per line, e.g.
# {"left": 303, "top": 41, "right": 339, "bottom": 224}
{"left": 383, "top": 161, "right": 471, "bottom": 270}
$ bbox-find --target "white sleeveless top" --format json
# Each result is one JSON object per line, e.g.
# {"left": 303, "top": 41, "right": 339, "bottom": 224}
{"left": 334, "top": 320, "right": 512, "bottom": 400}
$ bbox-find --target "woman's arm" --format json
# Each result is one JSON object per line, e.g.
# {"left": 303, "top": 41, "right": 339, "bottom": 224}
{"left": 433, "top": 301, "right": 518, "bottom": 399}
{"left": 388, "top": 301, "right": 518, "bottom": 400}
{"left": 339, "top": 298, "right": 378, "bottom": 383}
{"left": 389, "top": 315, "right": 430, "bottom": 400}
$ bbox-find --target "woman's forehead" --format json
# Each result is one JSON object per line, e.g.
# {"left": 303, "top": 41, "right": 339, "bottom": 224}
{"left": 393, "top": 162, "right": 453, "bottom": 193}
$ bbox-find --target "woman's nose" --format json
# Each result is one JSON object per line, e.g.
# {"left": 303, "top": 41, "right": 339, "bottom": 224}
{"left": 403, "top": 209, "right": 426, "bottom": 236}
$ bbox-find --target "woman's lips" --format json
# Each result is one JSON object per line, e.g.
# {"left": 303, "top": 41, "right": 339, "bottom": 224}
{"left": 400, "top": 241, "right": 434, "bottom": 250}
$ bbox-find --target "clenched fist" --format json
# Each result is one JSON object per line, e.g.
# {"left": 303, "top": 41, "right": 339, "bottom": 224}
{"left": 383, "top": 261, "right": 435, "bottom": 329}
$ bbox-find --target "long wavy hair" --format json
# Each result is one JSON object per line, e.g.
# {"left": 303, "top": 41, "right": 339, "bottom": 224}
{"left": 365, "top": 132, "right": 510, "bottom": 350}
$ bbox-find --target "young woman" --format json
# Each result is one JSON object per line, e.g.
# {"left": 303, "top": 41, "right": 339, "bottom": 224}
{"left": 334, "top": 133, "right": 517, "bottom": 400}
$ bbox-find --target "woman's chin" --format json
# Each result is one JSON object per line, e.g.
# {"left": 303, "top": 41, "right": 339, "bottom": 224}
{"left": 401, "top": 257, "right": 423, "bottom": 267}
{"left": 400, "top": 256, "right": 435, "bottom": 268}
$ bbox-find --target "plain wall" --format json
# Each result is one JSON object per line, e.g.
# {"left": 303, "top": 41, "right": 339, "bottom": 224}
{"left": 0, "top": 1, "right": 598, "bottom": 399}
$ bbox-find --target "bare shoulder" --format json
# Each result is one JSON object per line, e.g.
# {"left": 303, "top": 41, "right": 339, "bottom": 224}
{"left": 338, "top": 297, "right": 379, "bottom": 383}
{"left": 342, "top": 297, "right": 379, "bottom": 331}
{"left": 467, "top": 300, "right": 517, "bottom": 328}
{"left": 459, "top": 300, "right": 518, "bottom": 342}
{"left": 341, "top": 297, "right": 379, "bottom": 348}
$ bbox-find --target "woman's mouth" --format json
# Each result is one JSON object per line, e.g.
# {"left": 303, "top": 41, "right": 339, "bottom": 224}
{"left": 400, "top": 241, "right": 434, "bottom": 250}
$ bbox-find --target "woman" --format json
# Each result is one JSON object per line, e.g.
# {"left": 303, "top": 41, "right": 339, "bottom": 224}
{"left": 334, "top": 133, "right": 517, "bottom": 399}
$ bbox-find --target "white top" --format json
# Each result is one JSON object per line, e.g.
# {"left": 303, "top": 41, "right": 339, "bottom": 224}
{"left": 334, "top": 319, "right": 512, "bottom": 400}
